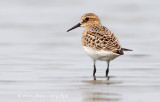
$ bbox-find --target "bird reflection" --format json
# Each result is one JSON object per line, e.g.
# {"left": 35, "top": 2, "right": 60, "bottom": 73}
{"left": 83, "top": 91, "right": 121, "bottom": 102}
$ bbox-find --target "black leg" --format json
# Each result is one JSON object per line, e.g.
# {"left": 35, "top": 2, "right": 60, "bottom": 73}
{"left": 93, "top": 61, "right": 96, "bottom": 76}
{"left": 106, "top": 61, "right": 110, "bottom": 76}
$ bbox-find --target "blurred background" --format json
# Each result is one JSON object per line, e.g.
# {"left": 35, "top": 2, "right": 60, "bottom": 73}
{"left": 0, "top": 0, "right": 160, "bottom": 102}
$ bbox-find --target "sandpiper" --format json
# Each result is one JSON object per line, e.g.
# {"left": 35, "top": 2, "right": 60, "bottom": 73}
{"left": 67, "top": 13, "right": 132, "bottom": 76}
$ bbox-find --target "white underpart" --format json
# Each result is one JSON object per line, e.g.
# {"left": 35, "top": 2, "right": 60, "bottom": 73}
{"left": 82, "top": 46, "right": 120, "bottom": 62}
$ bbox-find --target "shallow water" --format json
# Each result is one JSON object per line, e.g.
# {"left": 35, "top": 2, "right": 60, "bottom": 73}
{"left": 0, "top": 0, "right": 160, "bottom": 102}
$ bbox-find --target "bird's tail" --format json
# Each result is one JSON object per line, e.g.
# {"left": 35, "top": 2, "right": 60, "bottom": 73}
{"left": 122, "top": 48, "right": 133, "bottom": 51}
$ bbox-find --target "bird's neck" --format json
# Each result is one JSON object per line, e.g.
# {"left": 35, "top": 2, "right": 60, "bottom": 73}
{"left": 85, "top": 24, "right": 104, "bottom": 32}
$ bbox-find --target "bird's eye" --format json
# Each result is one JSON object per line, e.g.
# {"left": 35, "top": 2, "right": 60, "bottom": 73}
{"left": 85, "top": 17, "right": 89, "bottom": 21}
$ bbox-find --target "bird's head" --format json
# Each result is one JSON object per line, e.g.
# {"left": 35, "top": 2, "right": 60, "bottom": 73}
{"left": 67, "top": 13, "right": 101, "bottom": 32}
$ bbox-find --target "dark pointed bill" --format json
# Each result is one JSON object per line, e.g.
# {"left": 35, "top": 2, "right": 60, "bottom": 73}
{"left": 67, "top": 23, "right": 81, "bottom": 32}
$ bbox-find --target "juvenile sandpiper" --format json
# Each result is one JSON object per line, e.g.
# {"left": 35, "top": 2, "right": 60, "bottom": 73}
{"left": 67, "top": 13, "right": 132, "bottom": 76}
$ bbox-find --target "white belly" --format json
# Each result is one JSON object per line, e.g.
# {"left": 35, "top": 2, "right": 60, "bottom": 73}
{"left": 82, "top": 46, "right": 120, "bottom": 61}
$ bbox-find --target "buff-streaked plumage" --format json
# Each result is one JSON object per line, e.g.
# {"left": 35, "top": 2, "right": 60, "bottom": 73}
{"left": 81, "top": 13, "right": 123, "bottom": 55}
{"left": 67, "top": 13, "right": 132, "bottom": 77}
{"left": 82, "top": 25, "right": 123, "bottom": 54}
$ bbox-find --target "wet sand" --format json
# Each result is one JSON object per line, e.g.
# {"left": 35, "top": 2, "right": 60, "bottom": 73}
{"left": 0, "top": 0, "right": 160, "bottom": 102}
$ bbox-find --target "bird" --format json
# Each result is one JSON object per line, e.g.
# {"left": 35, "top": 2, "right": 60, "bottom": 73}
{"left": 67, "top": 13, "right": 132, "bottom": 77}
